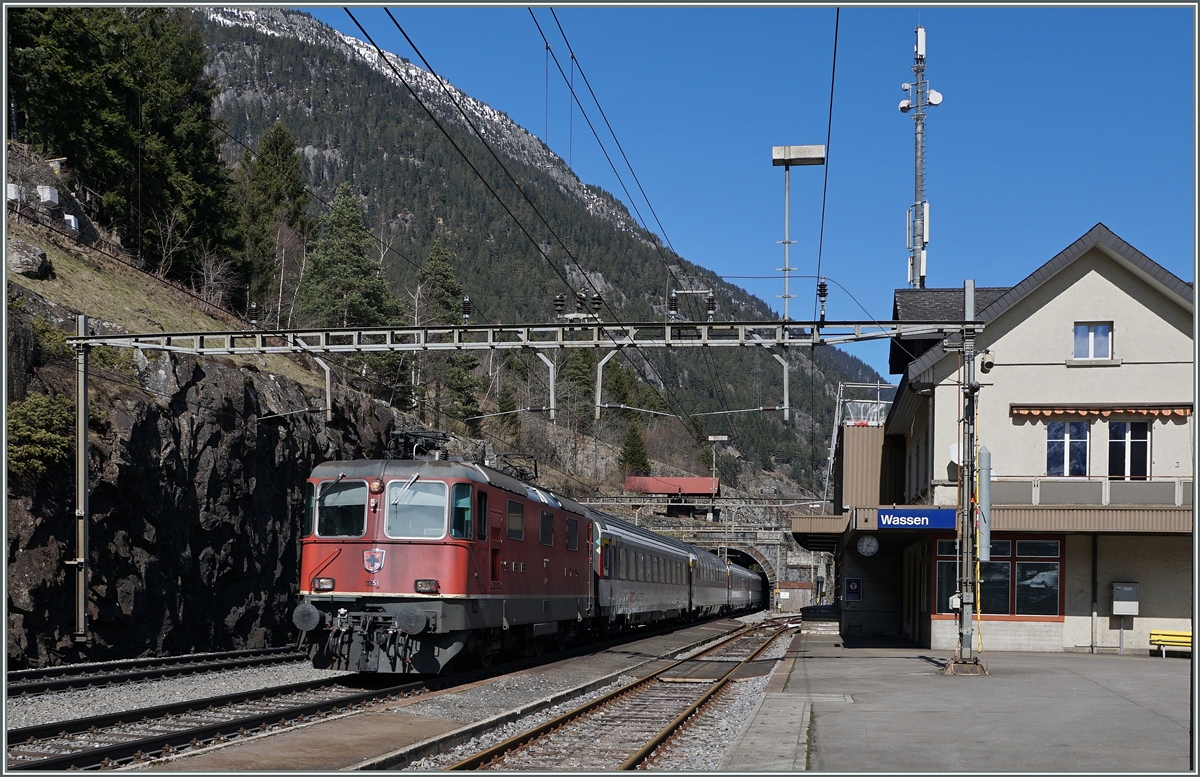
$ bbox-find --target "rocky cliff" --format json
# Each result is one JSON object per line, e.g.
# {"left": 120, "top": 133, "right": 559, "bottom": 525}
{"left": 5, "top": 281, "right": 487, "bottom": 668}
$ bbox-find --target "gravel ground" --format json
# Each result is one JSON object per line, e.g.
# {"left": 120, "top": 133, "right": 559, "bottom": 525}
{"left": 403, "top": 674, "right": 639, "bottom": 770}
{"left": 643, "top": 674, "right": 772, "bottom": 771}
{"left": 5, "top": 663, "right": 352, "bottom": 730}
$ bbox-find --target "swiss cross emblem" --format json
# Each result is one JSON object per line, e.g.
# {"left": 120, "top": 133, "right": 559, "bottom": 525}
{"left": 363, "top": 549, "right": 386, "bottom": 574}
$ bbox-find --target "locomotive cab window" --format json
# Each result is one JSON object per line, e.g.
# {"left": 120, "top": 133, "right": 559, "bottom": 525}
{"left": 451, "top": 483, "right": 472, "bottom": 539}
{"left": 540, "top": 510, "right": 554, "bottom": 546}
{"left": 386, "top": 480, "right": 447, "bottom": 539}
{"left": 506, "top": 500, "right": 524, "bottom": 541}
{"left": 317, "top": 480, "right": 367, "bottom": 538}
{"left": 302, "top": 481, "right": 315, "bottom": 538}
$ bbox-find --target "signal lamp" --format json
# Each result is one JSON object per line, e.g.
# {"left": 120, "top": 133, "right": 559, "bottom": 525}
{"left": 369, "top": 479, "right": 384, "bottom": 494}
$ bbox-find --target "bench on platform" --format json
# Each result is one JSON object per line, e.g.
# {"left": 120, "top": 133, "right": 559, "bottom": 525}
{"left": 1149, "top": 630, "right": 1191, "bottom": 657}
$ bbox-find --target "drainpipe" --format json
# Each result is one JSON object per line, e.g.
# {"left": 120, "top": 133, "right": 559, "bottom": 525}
{"left": 1091, "top": 534, "right": 1098, "bottom": 654}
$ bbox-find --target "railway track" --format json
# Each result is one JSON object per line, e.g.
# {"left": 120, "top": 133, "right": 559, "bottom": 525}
{"left": 447, "top": 622, "right": 791, "bottom": 771}
{"left": 4, "top": 676, "right": 425, "bottom": 771}
{"left": 6, "top": 617, "right": 747, "bottom": 770}
{"left": 6, "top": 648, "right": 306, "bottom": 696}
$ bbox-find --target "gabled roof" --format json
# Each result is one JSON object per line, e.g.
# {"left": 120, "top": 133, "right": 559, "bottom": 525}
{"left": 898, "top": 223, "right": 1193, "bottom": 383}
{"left": 892, "top": 287, "right": 1011, "bottom": 321}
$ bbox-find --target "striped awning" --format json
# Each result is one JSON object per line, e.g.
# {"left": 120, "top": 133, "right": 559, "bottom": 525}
{"left": 1011, "top": 403, "right": 1193, "bottom": 418}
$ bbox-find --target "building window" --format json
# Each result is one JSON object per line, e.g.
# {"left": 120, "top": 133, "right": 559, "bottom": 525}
{"left": 936, "top": 535, "right": 1061, "bottom": 617}
{"left": 979, "top": 562, "right": 1011, "bottom": 614}
{"left": 1047, "top": 421, "right": 1088, "bottom": 477}
{"left": 1073, "top": 323, "right": 1111, "bottom": 359}
{"left": 1108, "top": 421, "right": 1149, "bottom": 480}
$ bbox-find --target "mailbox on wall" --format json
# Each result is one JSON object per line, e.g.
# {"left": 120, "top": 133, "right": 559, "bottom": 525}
{"left": 1112, "top": 582, "right": 1139, "bottom": 616}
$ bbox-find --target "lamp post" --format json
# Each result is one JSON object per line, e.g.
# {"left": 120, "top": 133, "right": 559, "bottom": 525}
{"left": 771, "top": 145, "right": 825, "bottom": 321}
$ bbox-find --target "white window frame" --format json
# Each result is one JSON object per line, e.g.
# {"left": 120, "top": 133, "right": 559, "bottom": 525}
{"left": 1108, "top": 420, "right": 1151, "bottom": 481}
{"left": 1046, "top": 421, "right": 1089, "bottom": 477}
{"left": 1073, "top": 322, "right": 1112, "bottom": 360}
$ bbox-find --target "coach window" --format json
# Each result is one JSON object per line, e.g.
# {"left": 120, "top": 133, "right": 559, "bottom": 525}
{"left": 566, "top": 518, "right": 579, "bottom": 551}
{"left": 621, "top": 548, "right": 630, "bottom": 580}
{"left": 318, "top": 480, "right": 368, "bottom": 538}
{"left": 540, "top": 510, "right": 554, "bottom": 546}
{"left": 637, "top": 552, "right": 645, "bottom": 582}
{"left": 450, "top": 484, "right": 472, "bottom": 539}
{"left": 476, "top": 491, "right": 488, "bottom": 541}
{"left": 386, "top": 480, "right": 447, "bottom": 539}
{"left": 506, "top": 500, "right": 524, "bottom": 541}
{"left": 302, "top": 482, "right": 315, "bottom": 537}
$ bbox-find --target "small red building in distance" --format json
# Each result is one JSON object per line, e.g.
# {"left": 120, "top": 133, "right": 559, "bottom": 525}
{"left": 623, "top": 476, "right": 720, "bottom": 497}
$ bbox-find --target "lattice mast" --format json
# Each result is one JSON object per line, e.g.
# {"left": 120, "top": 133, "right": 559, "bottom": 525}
{"left": 899, "top": 26, "right": 942, "bottom": 289}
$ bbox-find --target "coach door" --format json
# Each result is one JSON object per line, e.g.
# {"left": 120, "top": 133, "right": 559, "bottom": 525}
{"left": 489, "top": 506, "right": 504, "bottom": 590}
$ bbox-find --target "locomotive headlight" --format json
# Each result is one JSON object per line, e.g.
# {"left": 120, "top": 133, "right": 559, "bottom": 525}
{"left": 369, "top": 479, "right": 384, "bottom": 494}
{"left": 312, "top": 577, "right": 335, "bottom": 591}
{"left": 414, "top": 579, "right": 440, "bottom": 594}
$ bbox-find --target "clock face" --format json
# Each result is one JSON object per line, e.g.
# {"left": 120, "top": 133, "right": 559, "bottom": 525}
{"left": 857, "top": 535, "right": 879, "bottom": 557}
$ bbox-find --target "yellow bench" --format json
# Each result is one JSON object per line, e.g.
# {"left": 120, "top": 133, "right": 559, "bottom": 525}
{"left": 1149, "top": 630, "right": 1191, "bottom": 657}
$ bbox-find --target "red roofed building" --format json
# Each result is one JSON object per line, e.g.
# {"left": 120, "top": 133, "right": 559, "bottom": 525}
{"left": 624, "top": 476, "right": 720, "bottom": 497}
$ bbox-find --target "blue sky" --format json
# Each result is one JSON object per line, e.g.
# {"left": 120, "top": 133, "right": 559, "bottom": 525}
{"left": 302, "top": 6, "right": 1195, "bottom": 377}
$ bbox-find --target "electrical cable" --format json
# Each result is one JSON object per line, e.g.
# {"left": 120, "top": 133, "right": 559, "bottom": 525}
{"left": 358, "top": 9, "right": 720, "bottom": 464}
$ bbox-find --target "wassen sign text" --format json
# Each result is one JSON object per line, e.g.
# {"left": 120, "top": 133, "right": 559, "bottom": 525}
{"left": 877, "top": 508, "right": 957, "bottom": 530}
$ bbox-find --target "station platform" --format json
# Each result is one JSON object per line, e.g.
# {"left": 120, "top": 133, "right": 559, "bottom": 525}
{"left": 722, "top": 626, "right": 1193, "bottom": 772}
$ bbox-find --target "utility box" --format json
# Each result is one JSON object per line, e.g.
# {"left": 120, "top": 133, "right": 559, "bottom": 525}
{"left": 1112, "top": 582, "right": 1139, "bottom": 616}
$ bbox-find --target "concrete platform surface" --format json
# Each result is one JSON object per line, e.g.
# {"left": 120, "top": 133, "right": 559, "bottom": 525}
{"left": 726, "top": 630, "right": 1193, "bottom": 772}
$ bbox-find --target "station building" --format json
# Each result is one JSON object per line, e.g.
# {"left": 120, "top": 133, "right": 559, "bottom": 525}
{"left": 794, "top": 223, "right": 1194, "bottom": 653}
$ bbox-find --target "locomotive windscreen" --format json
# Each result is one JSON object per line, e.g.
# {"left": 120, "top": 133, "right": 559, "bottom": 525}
{"left": 387, "top": 480, "right": 447, "bottom": 538}
{"left": 318, "top": 481, "right": 367, "bottom": 537}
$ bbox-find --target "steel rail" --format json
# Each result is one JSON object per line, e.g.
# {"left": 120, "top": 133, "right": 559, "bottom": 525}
{"left": 6, "top": 646, "right": 294, "bottom": 682}
{"left": 619, "top": 624, "right": 790, "bottom": 769}
{"left": 445, "top": 623, "right": 762, "bottom": 770}
{"left": 7, "top": 650, "right": 306, "bottom": 695}
{"left": 5, "top": 677, "right": 421, "bottom": 771}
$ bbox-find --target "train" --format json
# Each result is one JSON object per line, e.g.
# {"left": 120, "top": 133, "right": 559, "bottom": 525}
{"left": 290, "top": 456, "right": 766, "bottom": 674}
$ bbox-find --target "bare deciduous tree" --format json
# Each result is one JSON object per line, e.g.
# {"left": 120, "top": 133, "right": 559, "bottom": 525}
{"left": 192, "top": 247, "right": 237, "bottom": 309}
{"left": 151, "top": 205, "right": 192, "bottom": 278}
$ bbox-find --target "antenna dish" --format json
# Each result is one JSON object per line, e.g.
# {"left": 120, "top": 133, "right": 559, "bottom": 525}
{"left": 898, "top": 99, "right": 912, "bottom": 113}
{"left": 928, "top": 89, "right": 943, "bottom": 106}
{"left": 901, "top": 82, "right": 911, "bottom": 91}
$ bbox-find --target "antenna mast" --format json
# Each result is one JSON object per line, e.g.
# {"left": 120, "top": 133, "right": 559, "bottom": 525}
{"left": 898, "top": 26, "right": 942, "bottom": 289}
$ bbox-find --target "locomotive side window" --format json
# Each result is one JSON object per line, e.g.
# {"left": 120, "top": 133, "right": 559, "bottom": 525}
{"left": 302, "top": 482, "right": 315, "bottom": 538}
{"left": 565, "top": 518, "right": 579, "bottom": 551}
{"left": 476, "top": 491, "right": 488, "bottom": 541}
{"left": 451, "top": 483, "right": 472, "bottom": 539}
{"left": 506, "top": 500, "right": 524, "bottom": 540}
{"left": 317, "top": 481, "right": 367, "bottom": 538}
{"left": 386, "top": 480, "right": 447, "bottom": 539}
{"left": 540, "top": 510, "right": 554, "bottom": 546}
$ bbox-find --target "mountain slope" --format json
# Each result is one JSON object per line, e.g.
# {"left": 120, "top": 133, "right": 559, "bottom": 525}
{"left": 198, "top": 8, "right": 882, "bottom": 488}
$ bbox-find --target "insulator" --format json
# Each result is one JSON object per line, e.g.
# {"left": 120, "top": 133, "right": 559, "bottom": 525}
{"left": 575, "top": 290, "right": 587, "bottom": 311}
{"left": 249, "top": 302, "right": 259, "bottom": 329}
{"left": 817, "top": 280, "right": 828, "bottom": 302}
{"left": 668, "top": 293, "right": 678, "bottom": 313}
{"left": 461, "top": 296, "right": 472, "bottom": 321}
{"left": 591, "top": 293, "right": 602, "bottom": 312}
{"left": 553, "top": 294, "right": 565, "bottom": 314}
{"left": 706, "top": 293, "right": 716, "bottom": 312}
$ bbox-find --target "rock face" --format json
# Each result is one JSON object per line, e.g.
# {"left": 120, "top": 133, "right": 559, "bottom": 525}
{"left": 5, "top": 284, "right": 484, "bottom": 668}
{"left": 7, "top": 238, "right": 51, "bottom": 279}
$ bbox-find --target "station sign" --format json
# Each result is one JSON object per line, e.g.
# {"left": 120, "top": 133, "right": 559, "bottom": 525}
{"left": 877, "top": 508, "right": 957, "bottom": 530}
{"left": 845, "top": 578, "right": 862, "bottom": 601}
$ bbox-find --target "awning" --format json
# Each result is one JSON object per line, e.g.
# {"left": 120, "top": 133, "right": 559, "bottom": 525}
{"left": 1011, "top": 403, "right": 1192, "bottom": 418}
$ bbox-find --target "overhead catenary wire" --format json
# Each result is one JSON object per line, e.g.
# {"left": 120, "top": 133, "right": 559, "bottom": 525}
{"left": 356, "top": 9, "right": 719, "bottom": 463}
{"left": 531, "top": 8, "right": 744, "bottom": 470}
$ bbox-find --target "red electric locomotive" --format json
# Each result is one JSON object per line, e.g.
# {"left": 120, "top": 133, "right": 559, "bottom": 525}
{"left": 291, "top": 456, "right": 593, "bottom": 674}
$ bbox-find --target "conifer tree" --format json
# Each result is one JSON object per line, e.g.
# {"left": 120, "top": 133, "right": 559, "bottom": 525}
{"left": 239, "top": 122, "right": 311, "bottom": 311}
{"left": 618, "top": 424, "right": 652, "bottom": 477}
{"left": 297, "top": 183, "right": 401, "bottom": 328}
